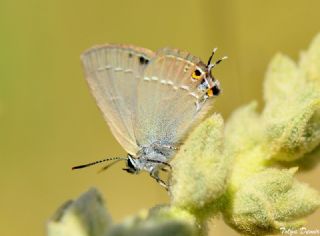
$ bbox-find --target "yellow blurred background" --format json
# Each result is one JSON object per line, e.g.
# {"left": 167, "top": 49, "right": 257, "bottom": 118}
{"left": 1, "top": 0, "right": 320, "bottom": 235}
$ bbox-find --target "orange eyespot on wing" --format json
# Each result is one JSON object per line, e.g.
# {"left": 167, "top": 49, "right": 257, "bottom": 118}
{"left": 206, "top": 88, "right": 214, "bottom": 97}
{"left": 206, "top": 85, "right": 221, "bottom": 97}
{"left": 191, "top": 69, "right": 203, "bottom": 81}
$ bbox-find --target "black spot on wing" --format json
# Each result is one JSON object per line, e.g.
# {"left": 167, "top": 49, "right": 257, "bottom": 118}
{"left": 139, "top": 56, "right": 149, "bottom": 65}
{"left": 212, "top": 85, "right": 221, "bottom": 96}
{"left": 194, "top": 69, "right": 201, "bottom": 76}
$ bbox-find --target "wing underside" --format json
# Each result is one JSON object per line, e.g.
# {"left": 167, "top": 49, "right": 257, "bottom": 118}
{"left": 81, "top": 45, "right": 215, "bottom": 154}
{"left": 81, "top": 45, "right": 155, "bottom": 154}
{"left": 133, "top": 48, "right": 214, "bottom": 147}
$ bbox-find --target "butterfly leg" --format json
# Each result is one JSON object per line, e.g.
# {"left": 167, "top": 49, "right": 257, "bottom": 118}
{"left": 152, "top": 142, "right": 180, "bottom": 153}
{"left": 157, "top": 143, "right": 177, "bottom": 149}
{"left": 150, "top": 170, "right": 169, "bottom": 190}
{"left": 146, "top": 158, "right": 172, "bottom": 170}
{"left": 163, "top": 144, "right": 179, "bottom": 151}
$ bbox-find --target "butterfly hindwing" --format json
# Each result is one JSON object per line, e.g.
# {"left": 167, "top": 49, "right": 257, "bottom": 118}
{"left": 133, "top": 48, "right": 213, "bottom": 148}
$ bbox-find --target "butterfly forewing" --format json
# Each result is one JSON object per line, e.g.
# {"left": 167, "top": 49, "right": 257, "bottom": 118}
{"left": 81, "top": 45, "right": 155, "bottom": 154}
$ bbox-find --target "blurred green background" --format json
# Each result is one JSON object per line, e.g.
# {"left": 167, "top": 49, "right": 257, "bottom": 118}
{"left": 1, "top": 0, "right": 320, "bottom": 235}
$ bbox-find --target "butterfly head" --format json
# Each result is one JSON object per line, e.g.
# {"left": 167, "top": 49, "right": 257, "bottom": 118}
{"left": 122, "top": 154, "right": 140, "bottom": 174}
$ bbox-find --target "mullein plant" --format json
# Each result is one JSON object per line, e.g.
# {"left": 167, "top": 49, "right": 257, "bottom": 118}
{"left": 48, "top": 34, "right": 320, "bottom": 236}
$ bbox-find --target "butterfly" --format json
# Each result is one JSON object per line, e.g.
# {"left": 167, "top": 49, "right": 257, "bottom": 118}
{"left": 72, "top": 44, "right": 226, "bottom": 189}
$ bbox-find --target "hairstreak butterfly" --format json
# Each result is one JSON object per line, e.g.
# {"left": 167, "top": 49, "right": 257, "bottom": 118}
{"left": 72, "top": 45, "right": 226, "bottom": 189}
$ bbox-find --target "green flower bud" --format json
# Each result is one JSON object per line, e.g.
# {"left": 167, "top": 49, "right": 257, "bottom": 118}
{"left": 224, "top": 168, "right": 320, "bottom": 236}
{"left": 262, "top": 49, "right": 320, "bottom": 162}
{"left": 170, "top": 114, "right": 230, "bottom": 217}
{"left": 47, "top": 188, "right": 111, "bottom": 236}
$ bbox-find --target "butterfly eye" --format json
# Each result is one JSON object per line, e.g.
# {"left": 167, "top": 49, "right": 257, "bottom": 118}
{"left": 191, "top": 69, "right": 203, "bottom": 80}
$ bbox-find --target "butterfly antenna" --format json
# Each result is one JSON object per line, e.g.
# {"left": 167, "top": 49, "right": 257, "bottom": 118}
{"left": 72, "top": 157, "right": 127, "bottom": 170}
{"left": 207, "top": 48, "right": 218, "bottom": 66}
{"left": 98, "top": 158, "right": 126, "bottom": 173}
{"left": 208, "top": 56, "right": 228, "bottom": 71}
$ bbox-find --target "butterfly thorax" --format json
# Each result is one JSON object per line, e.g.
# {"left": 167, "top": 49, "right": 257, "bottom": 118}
{"left": 126, "top": 141, "right": 176, "bottom": 174}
